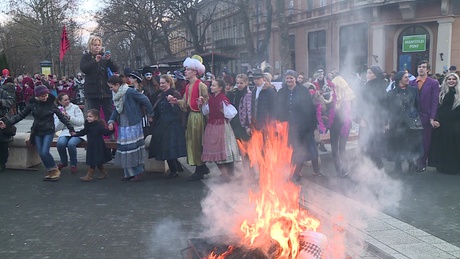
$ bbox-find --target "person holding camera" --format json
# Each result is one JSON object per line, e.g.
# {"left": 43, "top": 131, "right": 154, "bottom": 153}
{"left": 80, "top": 35, "right": 118, "bottom": 122}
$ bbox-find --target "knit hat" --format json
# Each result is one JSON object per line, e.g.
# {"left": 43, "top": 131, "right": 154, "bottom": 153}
{"left": 128, "top": 71, "right": 142, "bottom": 82}
{"left": 393, "top": 71, "right": 407, "bottom": 84}
{"left": 369, "top": 66, "right": 384, "bottom": 80}
{"left": 34, "top": 85, "right": 49, "bottom": 96}
{"left": 284, "top": 70, "right": 298, "bottom": 79}
{"left": 2, "top": 68, "right": 9, "bottom": 77}
{"left": 22, "top": 77, "right": 34, "bottom": 87}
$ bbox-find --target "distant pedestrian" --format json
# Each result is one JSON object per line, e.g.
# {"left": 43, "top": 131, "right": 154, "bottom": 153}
{"left": 0, "top": 86, "right": 15, "bottom": 172}
{"left": 0, "top": 85, "right": 76, "bottom": 181}
{"left": 75, "top": 109, "right": 114, "bottom": 181}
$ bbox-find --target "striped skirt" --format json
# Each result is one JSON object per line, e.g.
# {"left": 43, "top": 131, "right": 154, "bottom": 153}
{"left": 114, "top": 113, "right": 145, "bottom": 170}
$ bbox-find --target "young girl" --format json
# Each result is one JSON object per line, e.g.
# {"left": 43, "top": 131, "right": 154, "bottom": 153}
{"left": 199, "top": 79, "right": 241, "bottom": 182}
{"left": 76, "top": 109, "right": 114, "bottom": 182}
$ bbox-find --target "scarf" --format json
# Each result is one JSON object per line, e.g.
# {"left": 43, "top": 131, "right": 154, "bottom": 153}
{"left": 113, "top": 83, "right": 129, "bottom": 113}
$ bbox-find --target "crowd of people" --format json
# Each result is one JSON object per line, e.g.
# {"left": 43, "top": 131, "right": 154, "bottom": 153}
{"left": 1, "top": 36, "right": 460, "bottom": 182}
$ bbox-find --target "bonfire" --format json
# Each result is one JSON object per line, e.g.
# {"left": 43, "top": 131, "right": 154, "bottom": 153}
{"left": 206, "top": 123, "right": 329, "bottom": 259}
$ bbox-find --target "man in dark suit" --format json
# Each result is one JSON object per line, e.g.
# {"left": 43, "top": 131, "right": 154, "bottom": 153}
{"left": 409, "top": 60, "right": 440, "bottom": 172}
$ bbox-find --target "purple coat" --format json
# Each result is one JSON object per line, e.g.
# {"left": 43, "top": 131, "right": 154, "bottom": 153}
{"left": 409, "top": 77, "right": 440, "bottom": 126}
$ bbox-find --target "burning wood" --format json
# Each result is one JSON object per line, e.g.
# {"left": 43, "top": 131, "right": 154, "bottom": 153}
{"left": 205, "top": 123, "right": 330, "bottom": 259}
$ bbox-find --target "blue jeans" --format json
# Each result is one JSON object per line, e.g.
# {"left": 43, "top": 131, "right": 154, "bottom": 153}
{"left": 34, "top": 134, "right": 56, "bottom": 170}
{"left": 57, "top": 136, "right": 82, "bottom": 166}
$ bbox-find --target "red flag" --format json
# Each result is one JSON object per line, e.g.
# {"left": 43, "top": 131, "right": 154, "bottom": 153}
{"left": 59, "top": 25, "right": 70, "bottom": 61}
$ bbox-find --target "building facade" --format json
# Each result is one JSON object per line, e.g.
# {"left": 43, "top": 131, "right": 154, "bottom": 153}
{"left": 276, "top": 0, "right": 459, "bottom": 78}
{"left": 166, "top": 0, "right": 459, "bottom": 78}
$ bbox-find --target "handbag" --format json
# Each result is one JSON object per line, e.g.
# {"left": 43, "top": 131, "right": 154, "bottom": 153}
{"left": 405, "top": 114, "right": 423, "bottom": 130}
{"left": 222, "top": 101, "right": 237, "bottom": 120}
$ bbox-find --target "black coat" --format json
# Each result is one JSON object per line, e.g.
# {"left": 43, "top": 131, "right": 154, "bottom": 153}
{"left": 275, "top": 83, "right": 318, "bottom": 163}
{"left": 148, "top": 88, "right": 186, "bottom": 160}
{"left": 76, "top": 120, "right": 113, "bottom": 166}
{"left": 79, "top": 51, "right": 118, "bottom": 99}
{"left": 6, "top": 94, "right": 74, "bottom": 138}
{"left": 251, "top": 83, "right": 277, "bottom": 130}
{"left": 386, "top": 86, "right": 422, "bottom": 160}
{"left": 428, "top": 88, "right": 460, "bottom": 173}
{"left": 355, "top": 78, "right": 388, "bottom": 157}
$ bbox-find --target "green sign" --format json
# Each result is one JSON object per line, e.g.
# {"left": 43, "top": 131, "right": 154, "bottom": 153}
{"left": 402, "top": 35, "right": 427, "bottom": 52}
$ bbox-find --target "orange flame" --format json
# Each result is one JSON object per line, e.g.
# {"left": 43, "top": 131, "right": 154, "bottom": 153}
{"left": 206, "top": 123, "right": 321, "bottom": 258}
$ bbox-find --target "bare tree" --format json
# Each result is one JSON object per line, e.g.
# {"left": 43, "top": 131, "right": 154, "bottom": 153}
{"left": 97, "top": 0, "right": 175, "bottom": 65}
{"left": 169, "top": 0, "right": 218, "bottom": 54}
{"left": 1, "top": 0, "right": 78, "bottom": 75}
{"left": 275, "top": 0, "right": 292, "bottom": 74}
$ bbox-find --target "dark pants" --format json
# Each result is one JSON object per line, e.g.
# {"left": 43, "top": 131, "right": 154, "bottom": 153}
{"left": 419, "top": 123, "right": 433, "bottom": 166}
{"left": 0, "top": 141, "right": 8, "bottom": 166}
{"left": 330, "top": 116, "right": 349, "bottom": 173}
{"left": 87, "top": 97, "right": 113, "bottom": 122}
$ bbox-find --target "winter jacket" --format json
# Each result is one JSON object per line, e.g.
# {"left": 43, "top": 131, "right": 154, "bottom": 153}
{"left": 251, "top": 83, "right": 276, "bottom": 130}
{"left": 0, "top": 88, "right": 14, "bottom": 142}
{"left": 79, "top": 51, "right": 118, "bottom": 99}
{"left": 2, "top": 82, "right": 16, "bottom": 103}
{"left": 5, "top": 94, "right": 75, "bottom": 137}
{"left": 108, "top": 88, "right": 154, "bottom": 126}
{"left": 54, "top": 102, "right": 86, "bottom": 141}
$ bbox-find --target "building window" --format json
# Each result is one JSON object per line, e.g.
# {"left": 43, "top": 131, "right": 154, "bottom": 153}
{"left": 339, "top": 23, "right": 368, "bottom": 74}
{"left": 307, "top": 0, "right": 313, "bottom": 10}
{"left": 397, "top": 26, "right": 430, "bottom": 75}
{"left": 308, "top": 30, "right": 326, "bottom": 77}
{"left": 320, "top": 0, "right": 326, "bottom": 7}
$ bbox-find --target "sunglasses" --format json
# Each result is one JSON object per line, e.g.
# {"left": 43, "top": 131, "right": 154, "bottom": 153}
{"left": 317, "top": 70, "right": 324, "bottom": 73}
{"left": 144, "top": 73, "right": 152, "bottom": 76}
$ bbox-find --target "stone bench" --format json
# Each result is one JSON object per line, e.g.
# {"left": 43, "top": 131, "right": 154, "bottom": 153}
{"left": 7, "top": 133, "right": 168, "bottom": 173}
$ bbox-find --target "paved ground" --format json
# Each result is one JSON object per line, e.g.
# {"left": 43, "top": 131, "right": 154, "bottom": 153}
{"left": 2, "top": 117, "right": 460, "bottom": 258}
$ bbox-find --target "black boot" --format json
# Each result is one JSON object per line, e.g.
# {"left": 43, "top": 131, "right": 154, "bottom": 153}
{"left": 318, "top": 141, "right": 327, "bottom": 152}
{"left": 201, "top": 163, "right": 210, "bottom": 175}
{"left": 188, "top": 165, "right": 205, "bottom": 181}
{"left": 176, "top": 159, "right": 184, "bottom": 173}
{"left": 166, "top": 159, "right": 179, "bottom": 179}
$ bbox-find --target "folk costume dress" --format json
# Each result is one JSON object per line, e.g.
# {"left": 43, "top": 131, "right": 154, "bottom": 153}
{"left": 108, "top": 84, "right": 154, "bottom": 178}
{"left": 148, "top": 88, "right": 187, "bottom": 161}
{"left": 201, "top": 92, "right": 241, "bottom": 164}
{"left": 178, "top": 79, "right": 209, "bottom": 166}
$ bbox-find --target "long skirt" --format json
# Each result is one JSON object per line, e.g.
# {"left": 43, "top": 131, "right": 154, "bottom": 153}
{"left": 185, "top": 111, "right": 206, "bottom": 166}
{"left": 202, "top": 121, "right": 241, "bottom": 164}
{"left": 149, "top": 118, "right": 187, "bottom": 161}
{"left": 115, "top": 113, "right": 145, "bottom": 177}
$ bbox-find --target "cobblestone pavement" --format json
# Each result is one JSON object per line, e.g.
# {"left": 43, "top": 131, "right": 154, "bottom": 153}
{"left": 3, "top": 118, "right": 460, "bottom": 258}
